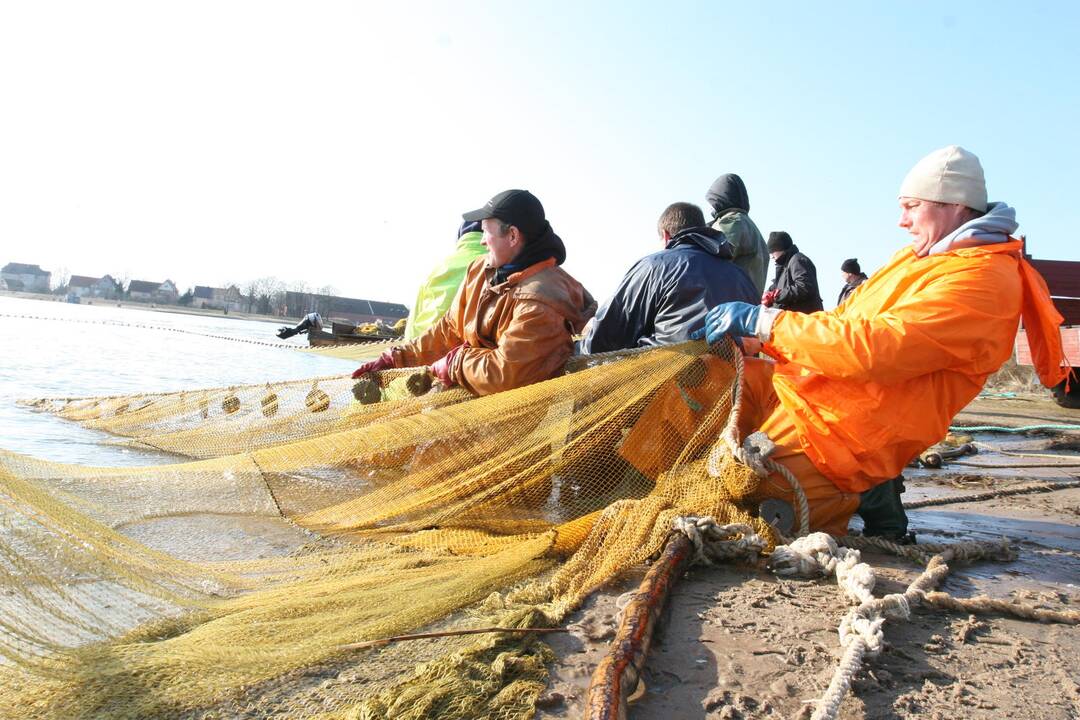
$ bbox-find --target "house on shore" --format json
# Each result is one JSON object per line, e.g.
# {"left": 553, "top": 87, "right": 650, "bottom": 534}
{"left": 1, "top": 263, "right": 51, "bottom": 293}
{"left": 68, "top": 275, "right": 120, "bottom": 300}
{"left": 129, "top": 279, "right": 179, "bottom": 304}
{"left": 193, "top": 285, "right": 246, "bottom": 312}
{"left": 284, "top": 291, "right": 408, "bottom": 325}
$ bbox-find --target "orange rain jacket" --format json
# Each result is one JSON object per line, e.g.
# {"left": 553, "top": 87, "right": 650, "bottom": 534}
{"left": 396, "top": 257, "right": 596, "bottom": 396}
{"left": 762, "top": 239, "right": 1067, "bottom": 493}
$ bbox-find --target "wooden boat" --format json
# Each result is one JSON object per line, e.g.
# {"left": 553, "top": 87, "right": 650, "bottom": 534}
{"left": 307, "top": 321, "right": 394, "bottom": 347}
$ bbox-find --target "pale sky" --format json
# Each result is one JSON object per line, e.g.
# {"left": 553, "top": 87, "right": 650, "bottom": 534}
{"left": 2, "top": 1, "right": 1078, "bottom": 307}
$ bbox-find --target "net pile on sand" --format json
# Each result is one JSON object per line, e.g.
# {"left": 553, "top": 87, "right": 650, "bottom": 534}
{"left": 2, "top": 340, "right": 775, "bottom": 719}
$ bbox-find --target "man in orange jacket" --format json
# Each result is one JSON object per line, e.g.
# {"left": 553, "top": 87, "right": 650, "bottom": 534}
{"left": 352, "top": 190, "right": 596, "bottom": 395}
{"left": 696, "top": 146, "right": 1068, "bottom": 537}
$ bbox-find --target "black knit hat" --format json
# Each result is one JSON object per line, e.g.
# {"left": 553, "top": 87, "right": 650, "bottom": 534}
{"left": 766, "top": 231, "right": 793, "bottom": 252}
{"left": 841, "top": 258, "right": 861, "bottom": 274}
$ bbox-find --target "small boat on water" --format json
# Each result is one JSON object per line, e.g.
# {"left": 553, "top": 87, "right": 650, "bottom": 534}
{"left": 277, "top": 313, "right": 403, "bottom": 346}
{"left": 307, "top": 322, "right": 391, "bottom": 347}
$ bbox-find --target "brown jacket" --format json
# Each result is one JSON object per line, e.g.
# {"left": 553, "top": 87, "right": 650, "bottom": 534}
{"left": 396, "top": 257, "right": 596, "bottom": 395}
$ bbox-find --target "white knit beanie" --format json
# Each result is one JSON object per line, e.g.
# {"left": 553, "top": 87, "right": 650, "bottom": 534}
{"left": 898, "top": 145, "right": 987, "bottom": 212}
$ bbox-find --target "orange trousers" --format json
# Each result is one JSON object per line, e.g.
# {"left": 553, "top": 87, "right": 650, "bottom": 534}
{"left": 738, "top": 358, "right": 859, "bottom": 536}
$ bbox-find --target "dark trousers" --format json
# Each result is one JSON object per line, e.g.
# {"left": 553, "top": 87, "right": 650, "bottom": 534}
{"left": 857, "top": 475, "right": 909, "bottom": 539}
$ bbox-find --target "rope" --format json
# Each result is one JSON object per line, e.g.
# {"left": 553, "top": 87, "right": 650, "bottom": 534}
{"left": 949, "top": 423, "right": 1080, "bottom": 433}
{"left": 922, "top": 591, "right": 1080, "bottom": 625}
{"left": 768, "top": 535, "right": 1024, "bottom": 720}
{"left": 948, "top": 459, "right": 1080, "bottom": 469}
{"left": 0, "top": 311, "right": 300, "bottom": 349}
{"left": 671, "top": 517, "right": 768, "bottom": 566}
{"left": 970, "top": 442, "right": 1080, "bottom": 461}
{"left": 900, "top": 479, "right": 1080, "bottom": 509}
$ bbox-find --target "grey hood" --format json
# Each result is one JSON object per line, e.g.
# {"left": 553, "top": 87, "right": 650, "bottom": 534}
{"left": 928, "top": 202, "right": 1018, "bottom": 255}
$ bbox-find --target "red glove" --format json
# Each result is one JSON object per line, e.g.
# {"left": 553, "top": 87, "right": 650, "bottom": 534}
{"left": 351, "top": 349, "right": 396, "bottom": 379}
{"left": 761, "top": 289, "right": 778, "bottom": 307}
{"left": 430, "top": 344, "right": 466, "bottom": 386}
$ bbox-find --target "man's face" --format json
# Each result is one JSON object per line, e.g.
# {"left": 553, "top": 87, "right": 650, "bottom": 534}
{"left": 898, "top": 198, "right": 973, "bottom": 257}
{"left": 481, "top": 218, "right": 521, "bottom": 267}
{"left": 769, "top": 250, "right": 785, "bottom": 261}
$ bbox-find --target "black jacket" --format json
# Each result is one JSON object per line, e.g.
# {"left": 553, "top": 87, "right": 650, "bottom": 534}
{"left": 837, "top": 273, "right": 868, "bottom": 306}
{"left": 768, "top": 245, "right": 824, "bottom": 314}
{"left": 581, "top": 227, "right": 759, "bottom": 353}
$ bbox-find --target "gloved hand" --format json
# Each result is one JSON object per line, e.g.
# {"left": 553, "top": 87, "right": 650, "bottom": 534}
{"left": 351, "top": 349, "right": 397, "bottom": 379}
{"left": 690, "top": 302, "right": 760, "bottom": 345}
{"left": 430, "top": 344, "right": 467, "bottom": 386}
{"left": 761, "top": 289, "right": 778, "bottom": 307}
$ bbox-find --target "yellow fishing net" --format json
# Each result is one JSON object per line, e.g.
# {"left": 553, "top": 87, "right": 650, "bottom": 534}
{"left": 2, "top": 340, "right": 776, "bottom": 719}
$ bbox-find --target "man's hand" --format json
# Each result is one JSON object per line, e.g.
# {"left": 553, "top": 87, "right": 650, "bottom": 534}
{"left": 430, "top": 344, "right": 467, "bottom": 386}
{"left": 351, "top": 349, "right": 396, "bottom": 379}
{"left": 761, "top": 289, "right": 778, "bottom": 307}
{"left": 691, "top": 302, "right": 760, "bottom": 345}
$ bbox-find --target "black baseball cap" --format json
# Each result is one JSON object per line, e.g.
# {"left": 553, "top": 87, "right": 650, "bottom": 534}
{"left": 462, "top": 189, "right": 547, "bottom": 240}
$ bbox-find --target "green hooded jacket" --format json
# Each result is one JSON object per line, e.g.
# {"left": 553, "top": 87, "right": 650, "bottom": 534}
{"left": 710, "top": 210, "right": 769, "bottom": 295}
{"left": 403, "top": 231, "right": 487, "bottom": 341}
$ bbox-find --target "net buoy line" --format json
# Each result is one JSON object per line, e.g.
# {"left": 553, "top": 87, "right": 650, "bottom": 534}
{"left": 0, "top": 311, "right": 301, "bottom": 349}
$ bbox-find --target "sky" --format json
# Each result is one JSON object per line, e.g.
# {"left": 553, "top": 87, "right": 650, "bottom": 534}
{"left": 2, "top": 1, "right": 1079, "bottom": 307}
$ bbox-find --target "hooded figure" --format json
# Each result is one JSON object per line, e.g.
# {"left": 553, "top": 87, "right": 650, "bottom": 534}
{"left": 764, "top": 231, "right": 824, "bottom": 314}
{"left": 582, "top": 203, "right": 758, "bottom": 352}
{"left": 706, "top": 174, "right": 770, "bottom": 294}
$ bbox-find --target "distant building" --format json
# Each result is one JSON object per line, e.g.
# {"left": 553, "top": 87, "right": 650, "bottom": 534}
{"left": 285, "top": 291, "right": 408, "bottom": 324}
{"left": 68, "top": 274, "right": 119, "bottom": 300}
{"left": 128, "top": 279, "right": 179, "bottom": 304}
{"left": 194, "top": 284, "right": 246, "bottom": 312}
{"left": 156, "top": 279, "right": 179, "bottom": 303}
{"left": 1, "top": 263, "right": 51, "bottom": 293}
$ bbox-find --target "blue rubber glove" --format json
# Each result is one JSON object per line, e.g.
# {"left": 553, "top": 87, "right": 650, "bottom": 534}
{"left": 690, "top": 302, "right": 760, "bottom": 344}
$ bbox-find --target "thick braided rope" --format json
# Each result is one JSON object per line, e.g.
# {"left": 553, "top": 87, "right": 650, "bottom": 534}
{"left": 705, "top": 344, "right": 811, "bottom": 537}
{"left": 672, "top": 516, "right": 768, "bottom": 566}
{"left": 902, "top": 478, "right": 1080, "bottom": 509}
{"left": 768, "top": 535, "right": 1018, "bottom": 720}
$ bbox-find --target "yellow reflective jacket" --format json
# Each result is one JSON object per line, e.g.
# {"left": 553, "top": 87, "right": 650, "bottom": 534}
{"left": 763, "top": 239, "right": 1066, "bottom": 492}
{"left": 403, "top": 231, "right": 487, "bottom": 341}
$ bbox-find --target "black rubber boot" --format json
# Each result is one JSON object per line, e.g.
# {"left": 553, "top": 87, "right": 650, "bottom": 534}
{"left": 857, "top": 475, "right": 913, "bottom": 542}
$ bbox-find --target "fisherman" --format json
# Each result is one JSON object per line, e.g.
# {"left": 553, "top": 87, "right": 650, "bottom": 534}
{"left": 706, "top": 173, "right": 770, "bottom": 294}
{"left": 836, "top": 257, "right": 869, "bottom": 306}
{"left": 581, "top": 202, "right": 757, "bottom": 353}
{"left": 351, "top": 189, "right": 596, "bottom": 395}
{"left": 402, "top": 219, "right": 487, "bottom": 341}
{"left": 761, "top": 231, "right": 824, "bottom": 313}
{"left": 694, "top": 145, "right": 1067, "bottom": 537}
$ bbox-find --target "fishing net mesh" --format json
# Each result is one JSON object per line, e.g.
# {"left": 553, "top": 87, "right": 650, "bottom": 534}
{"left": 1, "top": 340, "right": 776, "bottom": 719}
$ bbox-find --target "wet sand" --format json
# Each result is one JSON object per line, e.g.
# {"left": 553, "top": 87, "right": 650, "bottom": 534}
{"left": 541, "top": 394, "right": 1080, "bottom": 719}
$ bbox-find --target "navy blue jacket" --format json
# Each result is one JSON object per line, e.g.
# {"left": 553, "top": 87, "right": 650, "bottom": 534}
{"left": 581, "top": 227, "right": 759, "bottom": 353}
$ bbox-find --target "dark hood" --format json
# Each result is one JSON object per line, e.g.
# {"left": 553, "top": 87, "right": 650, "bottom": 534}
{"left": 705, "top": 173, "right": 750, "bottom": 218}
{"left": 667, "top": 226, "right": 734, "bottom": 259}
{"left": 493, "top": 222, "right": 567, "bottom": 283}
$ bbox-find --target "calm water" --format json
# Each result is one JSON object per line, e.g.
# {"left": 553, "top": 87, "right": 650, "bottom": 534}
{"left": 0, "top": 295, "right": 355, "bottom": 466}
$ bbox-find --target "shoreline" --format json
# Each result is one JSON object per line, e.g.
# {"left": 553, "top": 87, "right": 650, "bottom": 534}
{"left": 0, "top": 289, "right": 302, "bottom": 325}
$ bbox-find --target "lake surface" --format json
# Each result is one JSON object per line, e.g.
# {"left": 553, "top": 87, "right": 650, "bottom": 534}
{"left": 0, "top": 295, "right": 354, "bottom": 466}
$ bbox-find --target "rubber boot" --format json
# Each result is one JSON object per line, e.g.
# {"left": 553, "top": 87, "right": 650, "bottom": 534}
{"left": 857, "top": 475, "right": 913, "bottom": 543}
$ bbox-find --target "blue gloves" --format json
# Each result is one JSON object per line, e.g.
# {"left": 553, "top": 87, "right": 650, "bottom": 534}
{"left": 691, "top": 302, "right": 760, "bottom": 345}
